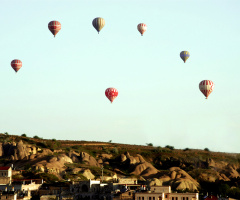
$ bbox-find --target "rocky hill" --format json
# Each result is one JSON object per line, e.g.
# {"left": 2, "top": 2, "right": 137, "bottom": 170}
{"left": 1, "top": 133, "right": 240, "bottom": 198}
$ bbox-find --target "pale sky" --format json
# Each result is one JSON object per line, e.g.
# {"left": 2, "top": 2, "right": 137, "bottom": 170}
{"left": 0, "top": 0, "right": 240, "bottom": 153}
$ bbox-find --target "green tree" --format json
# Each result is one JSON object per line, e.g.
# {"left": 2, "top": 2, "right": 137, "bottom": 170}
{"left": 165, "top": 145, "right": 174, "bottom": 150}
{"left": 146, "top": 143, "right": 153, "bottom": 146}
{"left": 21, "top": 133, "right": 27, "bottom": 137}
{"left": 112, "top": 147, "right": 119, "bottom": 154}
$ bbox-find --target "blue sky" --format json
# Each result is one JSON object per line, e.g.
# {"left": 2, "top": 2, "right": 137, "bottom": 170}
{"left": 0, "top": 0, "right": 240, "bottom": 153}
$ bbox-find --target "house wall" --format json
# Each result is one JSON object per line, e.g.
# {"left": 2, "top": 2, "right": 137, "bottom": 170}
{"left": 1, "top": 193, "right": 17, "bottom": 200}
{"left": 0, "top": 168, "right": 12, "bottom": 185}
{"left": 135, "top": 192, "right": 199, "bottom": 200}
{"left": 0, "top": 177, "right": 11, "bottom": 185}
{"left": 169, "top": 193, "right": 199, "bottom": 200}
{"left": 22, "top": 182, "right": 42, "bottom": 191}
{"left": 135, "top": 192, "right": 165, "bottom": 200}
{"left": 151, "top": 187, "right": 171, "bottom": 193}
{"left": 117, "top": 178, "right": 138, "bottom": 184}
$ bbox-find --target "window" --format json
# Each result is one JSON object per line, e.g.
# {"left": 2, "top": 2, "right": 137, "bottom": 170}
{"left": 142, "top": 197, "right": 144, "bottom": 200}
{"left": 186, "top": 198, "right": 188, "bottom": 200}
{"left": 139, "top": 197, "right": 141, "bottom": 200}
{"left": 149, "top": 197, "right": 151, "bottom": 200}
{"left": 165, "top": 195, "right": 167, "bottom": 198}
{"left": 153, "top": 197, "right": 155, "bottom": 200}
{"left": 176, "top": 198, "right": 178, "bottom": 200}
{"left": 183, "top": 198, "right": 185, "bottom": 200}
{"left": 172, "top": 198, "right": 174, "bottom": 200}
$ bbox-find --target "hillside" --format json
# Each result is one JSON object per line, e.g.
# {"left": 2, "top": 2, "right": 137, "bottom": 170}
{"left": 1, "top": 133, "right": 240, "bottom": 198}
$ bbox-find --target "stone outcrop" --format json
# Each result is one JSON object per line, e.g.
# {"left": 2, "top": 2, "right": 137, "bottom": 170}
{"left": 69, "top": 151, "right": 80, "bottom": 163}
{"left": 82, "top": 169, "right": 95, "bottom": 180}
{"left": 152, "top": 167, "right": 200, "bottom": 191}
{"left": 147, "top": 178, "right": 163, "bottom": 186}
{"left": 33, "top": 154, "right": 73, "bottom": 175}
{"left": 131, "top": 162, "right": 158, "bottom": 177}
{"left": 120, "top": 154, "right": 127, "bottom": 162}
{"left": 80, "top": 152, "right": 100, "bottom": 167}
{"left": 117, "top": 152, "right": 159, "bottom": 177}
{"left": 0, "top": 143, "right": 3, "bottom": 156}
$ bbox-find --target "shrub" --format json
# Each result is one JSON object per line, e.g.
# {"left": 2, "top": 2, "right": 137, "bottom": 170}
{"left": 36, "top": 142, "right": 47, "bottom": 148}
{"left": 165, "top": 145, "right": 174, "bottom": 150}
{"left": 146, "top": 143, "right": 153, "bottom": 146}
{"left": 33, "top": 135, "right": 40, "bottom": 139}
{"left": 204, "top": 148, "right": 210, "bottom": 152}
{"left": 21, "top": 133, "right": 27, "bottom": 137}
{"left": 152, "top": 146, "right": 162, "bottom": 153}
{"left": 111, "top": 147, "right": 119, "bottom": 154}
{"left": 65, "top": 147, "right": 71, "bottom": 153}
{"left": 38, "top": 173, "right": 59, "bottom": 183}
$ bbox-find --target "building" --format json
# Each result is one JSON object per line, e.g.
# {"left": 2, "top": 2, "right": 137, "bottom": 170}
{"left": 0, "top": 166, "right": 12, "bottom": 185}
{"left": 204, "top": 195, "right": 218, "bottom": 200}
{"left": 1, "top": 188, "right": 17, "bottom": 200}
{"left": 70, "top": 180, "right": 111, "bottom": 200}
{"left": 12, "top": 179, "right": 43, "bottom": 191}
{"left": 117, "top": 178, "right": 138, "bottom": 185}
{"left": 135, "top": 186, "right": 199, "bottom": 200}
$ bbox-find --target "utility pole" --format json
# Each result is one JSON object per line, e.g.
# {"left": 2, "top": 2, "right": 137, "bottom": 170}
{"left": 101, "top": 165, "right": 104, "bottom": 183}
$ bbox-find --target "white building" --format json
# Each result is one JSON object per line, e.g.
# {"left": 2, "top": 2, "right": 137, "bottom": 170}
{"left": 0, "top": 166, "right": 12, "bottom": 185}
{"left": 71, "top": 180, "right": 110, "bottom": 200}
{"left": 135, "top": 186, "right": 198, "bottom": 200}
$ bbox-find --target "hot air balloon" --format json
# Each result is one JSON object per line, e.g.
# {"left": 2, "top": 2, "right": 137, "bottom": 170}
{"left": 199, "top": 80, "right": 214, "bottom": 99}
{"left": 105, "top": 88, "right": 118, "bottom": 103}
{"left": 137, "top": 23, "right": 147, "bottom": 36}
{"left": 180, "top": 51, "right": 190, "bottom": 63}
{"left": 48, "top": 21, "right": 61, "bottom": 37}
{"left": 92, "top": 17, "right": 105, "bottom": 34}
{"left": 11, "top": 59, "right": 22, "bottom": 73}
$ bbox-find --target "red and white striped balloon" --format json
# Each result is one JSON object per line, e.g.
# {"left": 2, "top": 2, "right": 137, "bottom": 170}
{"left": 11, "top": 59, "right": 22, "bottom": 73}
{"left": 48, "top": 21, "right": 61, "bottom": 37}
{"left": 199, "top": 80, "right": 214, "bottom": 99}
{"left": 137, "top": 23, "right": 147, "bottom": 36}
{"left": 105, "top": 88, "right": 118, "bottom": 103}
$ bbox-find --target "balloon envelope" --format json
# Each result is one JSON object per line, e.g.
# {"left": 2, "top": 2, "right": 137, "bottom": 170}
{"left": 137, "top": 23, "right": 147, "bottom": 36}
{"left": 180, "top": 51, "right": 190, "bottom": 63}
{"left": 11, "top": 59, "right": 22, "bottom": 72}
{"left": 105, "top": 88, "right": 118, "bottom": 103}
{"left": 92, "top": 17, "right": 105, "bottom": 33}
{"left": 199, "top": 80, "right": 214, "bottom": 99}
{"left": 48, "top": 21, "right": 61, "bottom": 37}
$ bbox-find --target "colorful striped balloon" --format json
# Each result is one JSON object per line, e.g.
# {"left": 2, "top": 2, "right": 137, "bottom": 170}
{"left": 11, "top": 59, "right": 22, "bottom": 73}
{"left": 180, "top": 51, "right": 190, "bottom": 63}
{"left": 137, "top": 23, "right": 147, "bottom": 36}
{"left": 105, "top": 88, "right": 118, "bottom": 103}
{"left": 48, "top": 21, "right": 61, "bottom": 37}
{"left": 92, "top": 17, "right": 105, "bottom": 34}
{"left": 199, "top": 80, "right": 215, "bottom": 99}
